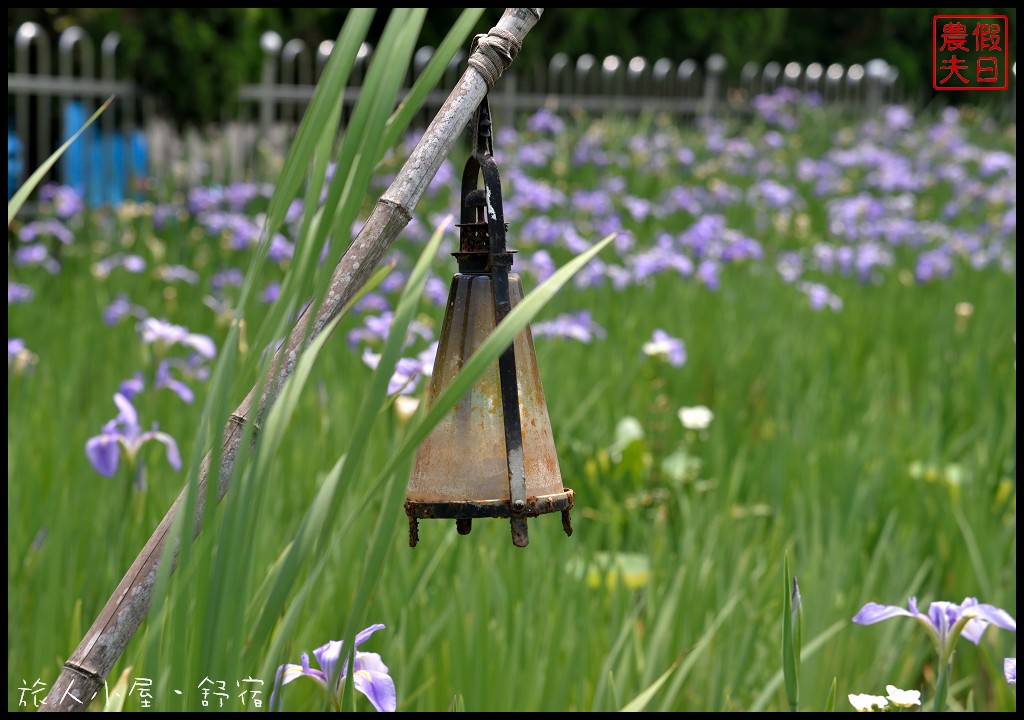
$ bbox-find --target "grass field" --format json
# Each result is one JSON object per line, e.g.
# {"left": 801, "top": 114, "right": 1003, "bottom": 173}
{"left": 8, "top": 69, "right": 1016, "bottom": 712}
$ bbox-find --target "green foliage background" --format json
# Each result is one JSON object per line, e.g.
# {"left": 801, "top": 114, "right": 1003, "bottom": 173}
{"left": 7, "top": 8, "right": 1019, "bottom": 126}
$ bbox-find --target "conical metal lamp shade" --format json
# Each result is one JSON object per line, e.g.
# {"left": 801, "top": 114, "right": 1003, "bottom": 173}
{"left": 405, "top": 272, "right": 573, "bottom": 547}
{"left": 406, "top": 94, "right": 573, "bottom": 547}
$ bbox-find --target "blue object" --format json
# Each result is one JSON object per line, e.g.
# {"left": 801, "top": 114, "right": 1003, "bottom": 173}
{"left": 61, "top": 100, "right": 148, "bottom": 206}
{"left": 8, "top": 125, "right": 24, "bottom": 200}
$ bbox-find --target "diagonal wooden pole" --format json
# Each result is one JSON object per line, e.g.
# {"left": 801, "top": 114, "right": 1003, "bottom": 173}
{"left": 40, "top": 8, "right": 543, "bottom": 712}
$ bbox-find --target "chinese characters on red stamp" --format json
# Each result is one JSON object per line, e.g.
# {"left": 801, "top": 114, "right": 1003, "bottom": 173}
{"left": 933, "top": 15, "right": 1009, "bottom": 91}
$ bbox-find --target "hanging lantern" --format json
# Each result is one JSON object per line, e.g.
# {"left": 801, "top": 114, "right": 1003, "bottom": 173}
{"left": 405, "top": 99, "right": 573, "bottom": 548}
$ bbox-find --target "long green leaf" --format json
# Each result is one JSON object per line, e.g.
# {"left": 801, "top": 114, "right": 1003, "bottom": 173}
{"left": 334, "top": 211, "right": 452, "bottom": 709}
{"left": 138, "top": 13, "right": 388, "bottom": 704}
{"left": 657, "top": 592, "right": 744, "bottom": 710}
{"left": 313, "top": 7, "right": 425, "bottom": 280}
{"left": 243, "top": 262, "right": 393, "bottom": 651}
{"left": 8, "top": 96, "right": 112, "bottom": 225}
{"left": 750, "top": 619, "right": 847, "bottom": 711}
{"left": 824, "top": 676, "right": 837, "bottom": 712}
{"left": 619, "top": 660, "right": 680, "bottom": 712}
{"left": 382, "top": 9, "right": 486, "bottom": 149}
{"left": 782, "top": 554, "right": 799, "bottom": 711}
{"left": 243, "top": 8, "right": 375, "bottom": 357}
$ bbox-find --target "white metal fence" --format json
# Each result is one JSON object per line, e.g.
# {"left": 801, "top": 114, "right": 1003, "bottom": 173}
{"left": 9, "top": 22, "right": 985, "bottom": 205}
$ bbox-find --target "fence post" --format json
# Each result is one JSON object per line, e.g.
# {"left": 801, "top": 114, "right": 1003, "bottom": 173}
{"left": 547, "top": 52, "right": 570, "bottom": 109}
{"left": 282, "top": 38, "right": 311, "bottom": 125}
{"left": 739, "top": 61, "right": 758, "bottom": 95}
{"left": 864, "top": 58, "right": 889, "bottom": 113}
{"left": 783, "top": 61, "right": 801, "bottom": 88}
{"left": 58, "top": 26, "right": 96, "bottom": 202}
{"left": 14, "top": 23, "right": 52, "bottom": 185}
{"left": 825, "top": 63, "right": 844, "bottom": 104}
{"left": 845, "top": 63, "right": 865, "bottom": 105}
{"left": 100, "top": 32, "right": 121, "bottom": 204}
{"left": 804, "top": 62, "right": 823, "bottom": 97}
{"left": 651, "top": 57, "right": 672, "bottom": 103}
{"left": 258, "top": 31, "right": 282, "bottom": 138}
{"left": 575, "top": 53, "right": 596, "bottom": 97}
{"left": 601, "top": 55, "right": 624, "bottom": 113}
{"left": 627, "top": 56, "right": 648, "bottom": 100}
{"left": 703, "top": 53, "right": 726, "bottom": 117}
{"left": 761, "top": 61, "right": 781, "bottom": 95}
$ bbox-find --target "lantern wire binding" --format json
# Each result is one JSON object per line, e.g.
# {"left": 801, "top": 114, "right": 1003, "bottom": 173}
{"left": 404, "top": 96, "right": 574, "bottom": 548}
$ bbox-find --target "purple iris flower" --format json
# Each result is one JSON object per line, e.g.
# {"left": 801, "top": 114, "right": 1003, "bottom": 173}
{"left": 524, "top": 250, "right": 556, "bottom": 284}
{"left": 187, "top": 185, "right": 225, "bottom": 214}
{"left": 85, "top": 393, "right": 182, "bottom": 478}
{"left": 267, "top": 234, "right": 295, "bottom": 263}
{"left": 163, "top": 353, "right": 212, "bottom": 384}
{"left": 425, "top": 159, "right": 456, "bottom": 197}
{"left": 798, "top": 282, "right": 843, "bottom": 312}
{"left": 532, "top": 311, "right": 607, "bottom": 344}
{"left": 19, "top": 218, "right": 74, "bottom": 245}
{"left": 121, "top": 360, "right": 206, "bottom": 405}
{"left": 155, "top": 361, "right": 196, "bottom": 403}
{"left": 93, "top": 253, "right": 147, "bottom": 278}
{"left": 362, "top": 349, "right": 424, "bottom": 396}
{"left": 39, "top": 182, "right": 85, "bottom": 218}
{"left": 388, "top": 357, "right": 424, "bottom": 396}
{"left": 354, "top": 292, "right": 392, "bottom": 315}
{"left": 211, "top": 268, "right": 244, "bottom": 292}
{"left": 423, "top": 277, "right": 450, "bottom": 307}
{"left": 224, "top": 181, "right": 262, "bottom": 212}
{"left": 853, "top": 597, "right": 1016, "bottom": 662}
{"left": 417, "top": 341, "right": 438, "bottom": 379}
{"left": 140, "top": 318, "right": 217, "bottom": 359}
{"left": 8, "top": 281, "right": 34, "bottom": 305}
{"left": 119, "top": 373, "right": 146, "bottom": 400}
{"left": 157, "top": 265, "right": 200, "bottom": 285}
{"left": 104, "top": 294, "right": 149, "bottom": 326}
{"left": 349, "top": 313, "right": 395, "bottom": 350}
{"left": 1006, "top": 658, "right": 1016, "bottom": 685}
{"left": 260, "top": 282, "right": 282, "bottom": 304}
{"left": 697, "top": 259, "right": 720, "bottom": 291}
{"left": 13, "top": 244, "right": 60, "bottom": 274}
{"left": 153, "top": 203, "right": 177, "bottom": 229}
{"left": 915, "top": 248, "right": 953, "bottom": 283}
{"left": 642, "top": 329, "right": 687, "bottom": 368}
{"left": 9, "top": 338, "right": 28, "bottom": 364}
{"left": 270, "top": 624, "right": 396, "bottom": 712}
{"left": 776, "top": 251, "right": 804, "bottom": 283}
{"left": 526, "top": 107, "right": 566, "bottom": 135}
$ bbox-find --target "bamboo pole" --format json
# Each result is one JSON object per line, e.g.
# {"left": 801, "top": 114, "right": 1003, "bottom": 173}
{"left": 40, "top": 8, "right": 543, "bottom": 712}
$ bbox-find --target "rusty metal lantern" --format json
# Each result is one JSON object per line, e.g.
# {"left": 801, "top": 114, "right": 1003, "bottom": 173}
{"left": 405, "top": 99, "right": 573, "bottom": 548}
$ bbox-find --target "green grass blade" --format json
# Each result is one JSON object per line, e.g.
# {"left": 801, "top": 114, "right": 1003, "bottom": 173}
{"left": 782, "top": 554, "right": 799, "bottom": 711}
{"left": 750, "top": 620, "right": 846, "bottom": 711}
{"left": 382, "top": 9, "right": 486, "bottom": 149}
{"left": 824, "top": 676, "right": 837, "bottom": 712}
{"left": 314, "top": 8, "right": 425, "bottom": 278}
{"left": 8, "top": 96, "right": 112, "bottom": 225}
{"left": 619, "top": 660, "right": 680, "bottom": 712}
{"left": 242, "top": 9, "right": 374, "bottom": 358}
{"left": 242, "top": 263, "right": 392, "bottom": 649}
{"left": 657, "top": 592, "right": 744, "bottom": 710}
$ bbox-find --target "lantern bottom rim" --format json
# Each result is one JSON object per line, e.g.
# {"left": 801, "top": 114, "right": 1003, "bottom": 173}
{"left": 404, "top": 489, "right": 573, "bottom": 520}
